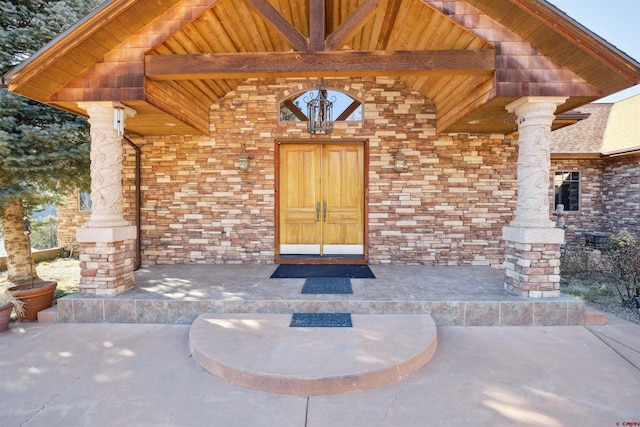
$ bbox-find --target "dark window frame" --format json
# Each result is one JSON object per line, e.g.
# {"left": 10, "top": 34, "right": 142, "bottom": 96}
{"left": 554, "top": 171, "right": 581, "bottom": 211}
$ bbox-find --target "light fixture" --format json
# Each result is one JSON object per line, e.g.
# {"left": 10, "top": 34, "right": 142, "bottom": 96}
{"left": 112, "top": 102, "right": 136, "bottom": 136}
{"left": 113, "top": 105, "right": 125, "bottom": 136}
{"left": 393, "top": 148, "right": 406, "bottom": 172}
{"left": 238, "top": 145, "right": 253, "bottom": 171}
{"left": 305, "top": 80, "right": 335, "bottom": 134}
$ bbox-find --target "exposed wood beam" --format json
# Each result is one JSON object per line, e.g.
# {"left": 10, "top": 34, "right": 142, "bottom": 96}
{"left": 243, "top": 0, "right": 309, "bottom": 51}
{"left": 336, "top": 100, "right": 361, "bottom": 121}
{"left": 376, "top": 0, "right": 403, "bottom": 50}
{"left": 325, "top": 0, "right": 384, "bottom": 51}
{"left": 309, "top": 0, "right": 325, "bottom": 51}
{"left": 145, "top": 50, "right": 495, "bottom": 80}
{"left": 283, "top": 99, "right": 308, "bottom": 121}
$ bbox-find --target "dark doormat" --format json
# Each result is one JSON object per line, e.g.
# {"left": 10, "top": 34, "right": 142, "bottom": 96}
{"left": 301, "top": 277, "right": 353, "bottom": 294}
{"left": 290, "top": 313, "right": 353, "bottom": 327}
{"left": 270, "top": 264, "right": 375, "bottom": 279}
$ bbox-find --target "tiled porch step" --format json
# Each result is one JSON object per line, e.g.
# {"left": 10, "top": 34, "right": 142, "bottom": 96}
{"left": 189, "top": 313, "right": 438, "bottom": 395}
{"left": 56, "top": 296, "right": 585, "bottom": 326}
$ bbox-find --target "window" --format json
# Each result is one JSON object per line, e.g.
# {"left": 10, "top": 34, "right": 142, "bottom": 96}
{"left": 279, "top": 89, "right": 362, "bottom": 123}
{"left": 78, "top": 191, "right": 92, "bottom": 212}
{"left": 554, "top": 171, "right": 580, "bottom": 211}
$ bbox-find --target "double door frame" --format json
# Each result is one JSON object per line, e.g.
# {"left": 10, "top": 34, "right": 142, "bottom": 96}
{"left": 274, "top": 138, "right": 370, "bottom": 265}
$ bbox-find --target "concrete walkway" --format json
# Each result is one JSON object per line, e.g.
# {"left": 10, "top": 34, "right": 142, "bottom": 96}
{"left": 1, "top": 315, "right": 639, "bottom": 426}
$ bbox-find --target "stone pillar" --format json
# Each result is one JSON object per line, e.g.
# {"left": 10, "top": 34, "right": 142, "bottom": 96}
{"left": 503, "top": 97, "right": 567, "bottom": 298}
{"left": 76, "top": 102, "right": 137, "bottom": 296}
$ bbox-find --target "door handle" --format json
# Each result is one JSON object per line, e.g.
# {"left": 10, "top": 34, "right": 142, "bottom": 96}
{"left": 323, "top": 201, "right": 327, "bottom": 222}
{"left": 316, "top": 202, "right": 321, "bottom": 222}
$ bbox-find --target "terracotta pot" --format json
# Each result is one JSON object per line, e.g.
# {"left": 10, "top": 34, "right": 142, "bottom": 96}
{"left": 8, "top": 281, "right": 58, "bottom": 322}
{"left": 0, "top": 303, "right": 13, "bottom": 332}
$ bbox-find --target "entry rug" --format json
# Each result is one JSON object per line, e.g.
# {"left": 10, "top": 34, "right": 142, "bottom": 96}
{"left": 271, "top": 264, "right": 375, "bottom": 279}
{"left": 302, "top": 277, "right": 353, "bottom": 294}
{"left": 290, "top": 313, "right": 353, "bottom": 328}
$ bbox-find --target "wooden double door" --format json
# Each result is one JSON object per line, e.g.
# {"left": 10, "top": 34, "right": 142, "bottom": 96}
{"left": 278, "top": 141, "right": 366, "bottom": 259}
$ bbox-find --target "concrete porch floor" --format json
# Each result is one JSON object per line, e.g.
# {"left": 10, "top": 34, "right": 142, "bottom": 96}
{"left": 56, "top": 265, "right": 585, "bottom": 326}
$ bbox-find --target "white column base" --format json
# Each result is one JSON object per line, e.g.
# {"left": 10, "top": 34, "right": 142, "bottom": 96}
{"left": 77, "top": 226, "right": 137, "bottom": 243}
{"left": 502, "top": 226, "right": 565, "bottom": 245}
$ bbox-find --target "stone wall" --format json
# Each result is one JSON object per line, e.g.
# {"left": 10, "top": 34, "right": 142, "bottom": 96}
{"left": 123, "top": 77, "right": 519, "bottom": 267}
{"left": 57, "top": 190, "right": 90, "bottom": 252}
{"left": 549, "top": 158, "right": 604, "bottom": 245}
{"left": 602, "top": 153, "right": 640, "bottom": 236}
{"left": 549, "top": 154, "right": 640, "bottom": 244}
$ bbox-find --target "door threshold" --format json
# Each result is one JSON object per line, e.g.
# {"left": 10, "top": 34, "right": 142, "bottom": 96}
{"left": 276, "top": 256, "right": 368, "bottom": 265}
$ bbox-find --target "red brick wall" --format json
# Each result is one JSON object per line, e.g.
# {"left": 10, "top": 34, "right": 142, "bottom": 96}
{"left": 123, "top": 77, "right": 519, "bottom": 267}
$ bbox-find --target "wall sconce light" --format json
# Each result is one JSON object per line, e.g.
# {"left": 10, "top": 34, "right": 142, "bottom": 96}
{"left": 393, "top": 148, "right": 406, "bottom": 172}
{"left": 238, "top": 146, "right": 253, "bottom": 171}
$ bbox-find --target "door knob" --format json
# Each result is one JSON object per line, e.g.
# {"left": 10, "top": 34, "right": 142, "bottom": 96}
{"left": 323, "top": 201, "right": 327, "bottom": 222}
{"left": 316, "top": 202, "right": 321, "bottom": 222}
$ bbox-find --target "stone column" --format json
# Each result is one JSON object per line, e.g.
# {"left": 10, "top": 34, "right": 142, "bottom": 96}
{"left": 502, "top": 97, "right": 566, "bottom": 298}
{"left": 76, "top": 102, "right": 137, "bottom": 296}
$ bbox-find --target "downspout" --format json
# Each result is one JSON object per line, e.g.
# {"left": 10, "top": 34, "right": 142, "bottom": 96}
{"left": 123, "top": 136, "right": 142, "bottom": 271}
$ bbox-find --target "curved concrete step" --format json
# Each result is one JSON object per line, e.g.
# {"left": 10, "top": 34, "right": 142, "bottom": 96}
{"left": 189, "top": 313, "right": 437, "bottom": 395}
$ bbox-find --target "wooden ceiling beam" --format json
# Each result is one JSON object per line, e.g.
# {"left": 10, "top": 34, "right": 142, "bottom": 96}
{"left": 325, "top": 0, "right": 384, "bottom": 51}
{"left": 376, "top": 0, "right": 403, "bottom": 50}
{"left": 309, "top": 0, "right": 326, "bottom": 51}
{"left": 243, "top": 0, "right": 309, "bottom": 51}
{"left": 145, "top": 49, "right": 495, "bottom": 80}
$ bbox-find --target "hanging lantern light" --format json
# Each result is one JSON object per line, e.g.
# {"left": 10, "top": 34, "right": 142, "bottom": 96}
{"left": 305, "top": 80, "right": 335, "bottom": 134}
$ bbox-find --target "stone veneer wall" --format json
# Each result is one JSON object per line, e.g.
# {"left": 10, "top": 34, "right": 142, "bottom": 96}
{"left": 123, "top": 77, "right": 518, "bottom": 267}
{"left": 602, "top": 153, "right": 640, "bottom": 236}
{"left": 549, "top": 158, "right": 604, "bottom": 245}
{"left": 549, "top": 155, "right": 640, "bottom": 244}
{"left": 57, "top": 191, "right": 90, "bottom": 251}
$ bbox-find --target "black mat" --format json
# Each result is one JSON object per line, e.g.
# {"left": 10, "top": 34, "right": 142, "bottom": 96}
{"left": 271, "top": 264, "right": 375, "bottom": 279}
{"left": 289, "top": 313, "right": 353, "bottom": 328}
{"left": 301, "top": 277, "right": 353, "bottom": 294}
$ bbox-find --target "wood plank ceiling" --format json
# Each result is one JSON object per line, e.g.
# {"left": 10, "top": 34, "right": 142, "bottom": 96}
{"left": 4, "top": 0, "right": 640, "bottom": 136}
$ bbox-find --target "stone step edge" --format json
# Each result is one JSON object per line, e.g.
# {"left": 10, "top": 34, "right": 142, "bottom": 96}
{"left": 584, "top": 306, "right": 606, "bottom": 325}
{"left": 189, "top": 313, "right": 438, "bottom": 395}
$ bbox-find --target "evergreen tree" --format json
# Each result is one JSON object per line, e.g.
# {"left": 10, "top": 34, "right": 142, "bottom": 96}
{"left": 0, "top": 0, "right": 99, "bottom": 283}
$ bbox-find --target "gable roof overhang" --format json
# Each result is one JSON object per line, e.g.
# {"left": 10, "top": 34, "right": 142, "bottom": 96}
{"left": 3, "top": 0, "right": 640, "bottom": 136}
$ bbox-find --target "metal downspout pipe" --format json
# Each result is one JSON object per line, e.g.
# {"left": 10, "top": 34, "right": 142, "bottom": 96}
{"left": 123, "top": 136, "right": 142, "bottom": 271}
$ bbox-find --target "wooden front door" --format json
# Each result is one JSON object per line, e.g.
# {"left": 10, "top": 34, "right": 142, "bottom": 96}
{"left": 278, "top": 142, "right": 365, "bottom": 258}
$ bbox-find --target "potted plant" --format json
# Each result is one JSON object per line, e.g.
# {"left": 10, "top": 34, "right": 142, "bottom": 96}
{"left": 0, "top": 287, "right": 26, "bottom": 332}
{"left": 8, "top": 280, "right": 58, "bottom": 321}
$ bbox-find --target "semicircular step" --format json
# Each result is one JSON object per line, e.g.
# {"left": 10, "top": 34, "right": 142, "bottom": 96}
{"left": 189, "top": 313, "right": 437, "bottom": 395}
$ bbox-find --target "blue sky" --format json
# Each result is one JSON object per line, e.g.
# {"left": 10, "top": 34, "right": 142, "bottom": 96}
{"left": 549, "top": 0, "right": 640, "bottom": 102}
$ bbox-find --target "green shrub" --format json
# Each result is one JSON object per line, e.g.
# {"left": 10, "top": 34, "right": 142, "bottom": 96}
{"left": 560, "top": 244, "right": 602, "bottom": 279}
